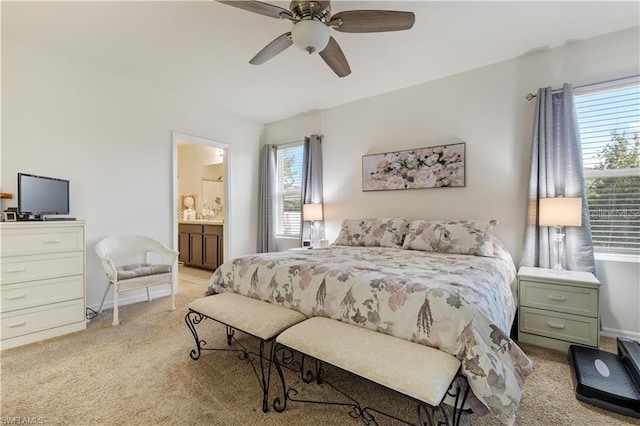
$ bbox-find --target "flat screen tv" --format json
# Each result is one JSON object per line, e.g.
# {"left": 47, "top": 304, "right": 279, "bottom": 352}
{"left": 18, "top": 173, "right": 70, "bottom": 218}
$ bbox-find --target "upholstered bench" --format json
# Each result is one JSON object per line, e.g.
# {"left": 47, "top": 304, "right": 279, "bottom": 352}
{"left": 185, "top": 293, "right": 307, "bottom": 412}
{"left": 272, "top": 317, "right": 468, "bottom": 425}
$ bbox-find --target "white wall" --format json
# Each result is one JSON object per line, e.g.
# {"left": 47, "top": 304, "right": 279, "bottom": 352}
{"left": 1, "top": 38, "right": 263, "bottom": 309}
{"left": 263, "top": 27, "right": 640, "bottom": 338}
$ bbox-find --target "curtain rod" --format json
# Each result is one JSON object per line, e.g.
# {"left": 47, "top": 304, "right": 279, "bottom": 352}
{"left": 525, "top": 74, "right": 639, "bottom": 101}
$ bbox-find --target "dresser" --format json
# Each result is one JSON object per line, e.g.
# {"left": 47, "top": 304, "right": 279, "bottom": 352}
{"left": 1, "top": 221, "right": 86, "bottom": 350}
{"left": 518, "top": 266, "right": 600, "bottom": 351}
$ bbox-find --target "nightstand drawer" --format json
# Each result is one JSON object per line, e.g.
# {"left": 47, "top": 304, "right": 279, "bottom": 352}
{"left": 520, "top": 280, "right": 598, "bottom": 317}
{"left": 520, "top": 307, "right": 598, "bottom": 347}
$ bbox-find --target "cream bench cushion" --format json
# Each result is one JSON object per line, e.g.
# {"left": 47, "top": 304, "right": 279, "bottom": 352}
{"left": 276, "top": 317, "right": 461, "bottom": 408}
{"left": 189, "top": 293, "right": 307, "bottom": 341}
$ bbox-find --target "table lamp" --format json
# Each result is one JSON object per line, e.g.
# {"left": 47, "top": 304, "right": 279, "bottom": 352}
{"left": 539, "top": 197, "right": 582, "bottom": 271}
{"left": 302, "top": 203, "right": 323, "bottom": 248}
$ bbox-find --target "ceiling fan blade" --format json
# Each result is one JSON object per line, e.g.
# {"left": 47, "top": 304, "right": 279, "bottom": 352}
{"left": 330, "top": 10, "right": 415, "bottom": 33}
{"left": 319, "top": 36, "right": 351, "bottom": 78}
{"left": 217, "top": 1, "right": 293, "bottom": 20}
{"left": 249, "top": 32, "right": 293, "bottom": 65}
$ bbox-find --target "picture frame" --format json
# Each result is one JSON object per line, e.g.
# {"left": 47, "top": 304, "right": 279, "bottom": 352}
{"left": 4, "top": 211, "right": 17, "bottom": 222}
{"left": 362, "top": 142, "right": 465, "bottom": 191}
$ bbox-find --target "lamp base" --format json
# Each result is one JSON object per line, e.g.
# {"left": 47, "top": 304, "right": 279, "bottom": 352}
{"left": 551, "top": 228, "right": 565, "bottom": 271}
{"left": 309, "top": 220, "right": 318, "bottom": 248}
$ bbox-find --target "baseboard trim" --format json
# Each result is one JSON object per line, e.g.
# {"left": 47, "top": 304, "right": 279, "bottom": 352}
{"left": 601, "top": 327, "right": 640, "bottom": 341}
{"left": 88, "top": 288, "right": 173, "bottom": 312}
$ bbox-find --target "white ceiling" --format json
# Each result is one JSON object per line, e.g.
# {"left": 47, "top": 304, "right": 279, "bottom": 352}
{"left": 3, "top": 1, "right": 639, "bottom": 124}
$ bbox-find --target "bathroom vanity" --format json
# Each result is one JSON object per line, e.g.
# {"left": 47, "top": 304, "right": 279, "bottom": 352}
{"left": 178, "top": 221, "right": 223, "bottom": 271}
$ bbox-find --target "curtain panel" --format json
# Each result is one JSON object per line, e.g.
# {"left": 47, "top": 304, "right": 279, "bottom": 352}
{"left": 257, "top": 144, "right": 277, "bottom": 253}
{"left": 521, "top": 84, "right": 596, "bottom": 272}
{"left": 301, "top": 135, "right": 326, "bottom": 245}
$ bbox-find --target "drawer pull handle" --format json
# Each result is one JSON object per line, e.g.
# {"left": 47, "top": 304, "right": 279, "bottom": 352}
{"left": 9, "top": 321, "right": 27, "bottom": 328}
{"left": 547, "top": 294, "right": 566, "bottom": 302}
{"left": 42, "top": 239, "right": 61, "bottom": 244}
{"left": 7, "top": 294, "right": 26, "bottom": 300}
{"left": 6, "top": 268, "right": 26, "bottom": 273}
{"left": 547, "top": 321, "right": 565, "bottom": 330}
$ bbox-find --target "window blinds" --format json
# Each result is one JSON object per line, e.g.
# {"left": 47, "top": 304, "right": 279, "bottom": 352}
{"left": 276, "top": 144, "right": 304, "bottom": 237}
{"left": 575, "top": 79, "right": 640, "bottom": 254}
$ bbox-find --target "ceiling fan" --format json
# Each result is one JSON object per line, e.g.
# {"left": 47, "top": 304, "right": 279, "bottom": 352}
{"left": 217, "top": 0, "right": 415, "bottom": 77}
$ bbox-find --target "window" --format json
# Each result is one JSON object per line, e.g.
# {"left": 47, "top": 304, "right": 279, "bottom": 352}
{"left": 575, "top": 77, "right": 640, "bottom": 254}
{"left": 276, "top": 143, "right": 304, "bottom": 237}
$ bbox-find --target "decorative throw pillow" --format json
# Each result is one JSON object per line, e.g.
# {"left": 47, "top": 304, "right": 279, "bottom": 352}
{"left": 333, "top": 217, "right": 407, "bottom": 248}
{"left": 402, "top": 219, "right": 498, "bottom": 257}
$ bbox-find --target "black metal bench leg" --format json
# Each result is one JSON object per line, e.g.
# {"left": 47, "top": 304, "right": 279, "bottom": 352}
{"left": 258, "top": 339, "right": 276, "bottom": 413}
{"left": 272, "top": 344, "right": 293, "bottom": 413}
{"left": 450, "top": 376, "right": 470, "bottom": 426}
{"left": 418, "top": 404, "right": 434, "bottom": 426}
{"left": 184, "top": 310, "right": 206, "bottom": 360}
{"left": 226, "top": 325, "right": 235, "bottom": 345}
{"left": 417, "top": 374, "right": 470, "bottom": 426}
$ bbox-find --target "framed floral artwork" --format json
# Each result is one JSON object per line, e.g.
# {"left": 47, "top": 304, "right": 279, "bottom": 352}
{"left": 362, "top": 143, "right": 465, "bottom": 191}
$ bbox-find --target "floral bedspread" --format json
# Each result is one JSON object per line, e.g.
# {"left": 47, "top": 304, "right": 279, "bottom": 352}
{"left": 206, "top": 246, "right": 533, "bottom": 424}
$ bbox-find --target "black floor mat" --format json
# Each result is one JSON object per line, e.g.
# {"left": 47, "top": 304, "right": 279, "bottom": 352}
{"left": 568, "top": 341, "right": 640, "bottom": 419}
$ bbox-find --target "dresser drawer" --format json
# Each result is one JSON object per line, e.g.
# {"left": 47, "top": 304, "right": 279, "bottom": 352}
{"left": 1, "top": 252, "right": 84, "bottom": 285}
{"left": 1, "top": 298, "right": 85, "bottom": 340}
{"left": 520, "top": 280, "right": 598, "bottom": 317}
{"left": 1, "top": 276, "right": 84, "bottom": 313}
{"left": 0, "top": 225, "right": 84, "bottom": 256}
{"left": 519, "top": 306, "right": 598, "bottom": 347}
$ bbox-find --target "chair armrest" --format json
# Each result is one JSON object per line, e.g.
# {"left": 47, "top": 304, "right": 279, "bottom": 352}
{"left": 147, "top": 243, "right": 179, "bottom": 266}
{"left": 100, "top": 257, "right": 119, "bottom": 283}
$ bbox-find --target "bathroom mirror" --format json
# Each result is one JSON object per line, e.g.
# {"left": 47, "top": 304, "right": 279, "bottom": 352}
{"left": 201, "top": 163, "right": 224, "bottom": 220}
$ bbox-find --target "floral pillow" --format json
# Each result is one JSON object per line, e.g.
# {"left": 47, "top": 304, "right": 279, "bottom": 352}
{"left": 402, "top": 219, "right": 498, "bottom": 257}
{"left": 333, "top": 217, "right": 407, "bottom": 248}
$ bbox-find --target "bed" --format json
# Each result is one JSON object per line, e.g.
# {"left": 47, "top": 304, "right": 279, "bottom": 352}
{"left": 206, "top": 218, "right": 534, "bottom": 424}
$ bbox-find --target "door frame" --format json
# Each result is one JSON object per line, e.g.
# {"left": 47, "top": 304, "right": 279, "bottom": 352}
{"left": 172, "top": 132, "right": 231, "bottom": 287}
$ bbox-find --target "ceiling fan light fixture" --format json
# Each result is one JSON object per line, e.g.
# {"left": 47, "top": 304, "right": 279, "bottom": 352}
{"left": 291, "top": 19, "right": 330, "bottom": 54}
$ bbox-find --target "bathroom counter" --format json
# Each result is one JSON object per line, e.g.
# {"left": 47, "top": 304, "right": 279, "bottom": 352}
{"left": 178, "top": 220, "right": 224, "bottom": 225}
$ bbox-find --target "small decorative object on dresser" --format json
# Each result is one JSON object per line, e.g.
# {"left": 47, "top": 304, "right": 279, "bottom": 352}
{"left": 518, "top": 266, "right": 600, "bottom": 351}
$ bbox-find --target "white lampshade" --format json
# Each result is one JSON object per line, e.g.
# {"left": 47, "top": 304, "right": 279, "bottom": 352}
{"left": 291, "top": 20, "right": 330, "bottom": 54}
{"left": 302, "top": 203, "right": 323, "bottom": 222}
{"left": 539, "top": 197, "right": 582, "bottom": 227}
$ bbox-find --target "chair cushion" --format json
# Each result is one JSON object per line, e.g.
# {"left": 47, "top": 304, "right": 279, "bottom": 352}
{"left": 116, "top": 263, "right": 172, "bottom": 280}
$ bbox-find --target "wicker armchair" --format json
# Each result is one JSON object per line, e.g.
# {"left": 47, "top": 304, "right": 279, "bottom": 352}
{"left": 95, "top": 235, "right": 178, "bottom": 326}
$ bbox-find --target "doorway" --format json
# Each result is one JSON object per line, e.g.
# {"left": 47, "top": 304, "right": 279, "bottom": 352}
{"left": 172, "top": 132, "right": 230, "bottom": 289}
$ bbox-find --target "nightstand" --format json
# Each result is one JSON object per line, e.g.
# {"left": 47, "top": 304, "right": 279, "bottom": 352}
{"left": 518, "top": 266, "right": 600, "bottom": 352}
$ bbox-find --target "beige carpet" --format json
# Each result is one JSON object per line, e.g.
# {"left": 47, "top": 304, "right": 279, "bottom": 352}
{"left": 1, "top": 270, "right": 637, "bottom": 425}
{"left": 177, "top": 264, "right": 213, "bottom": 286}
